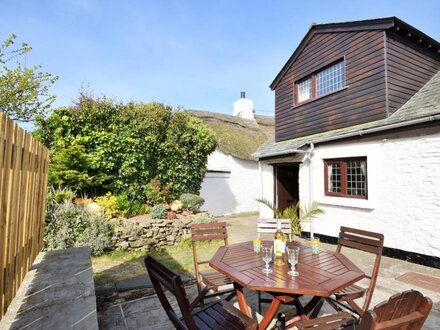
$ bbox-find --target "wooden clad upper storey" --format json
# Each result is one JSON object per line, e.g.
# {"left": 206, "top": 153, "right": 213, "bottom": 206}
{"left": 271, "top": 17, "right": 440, "bottom": 142}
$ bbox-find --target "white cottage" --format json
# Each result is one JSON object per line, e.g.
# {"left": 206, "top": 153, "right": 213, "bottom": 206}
{"left": 187, "top": 94, "right": 274, "bottom": 216}
{"left": 255, "top": 17, "right": 440, "bottom": 265}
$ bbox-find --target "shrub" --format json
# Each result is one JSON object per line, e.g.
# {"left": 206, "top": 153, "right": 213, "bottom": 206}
{"left": 114, "top": 193, "right": 150, "bottom": 217}
{"left": 115, "top": 193, "right": 131, "bottom": 213}
{"left": 34, "top": 98, "right": 216, "bottom": 198}
{"left": 76, "top": 216, "right": 113, "bottom": 256}
{"left": 138, "top": 204, "right": 151, "bottom": 215}
{"left": 151, "top": 204, "right": 167, "bottom": 219}
{"left": 48, "top": 144, "right": 108, "bottom": 194}
{"left": 47, "top": 185, "right": 75, "bottom": 204}
{"left": 180, "top": 193, "right": 204, "bottom": 213}
{"left": 144, "top": 179, "right": 169, "bottom": 205}
{"left": 44, "top": 198, "right": 113, "bottom": 256}
{"left": 157, "top": 112, "right": 216, "bottom": 198}
{"left": 96, "top": 192, "right": 120, "bottom": 219}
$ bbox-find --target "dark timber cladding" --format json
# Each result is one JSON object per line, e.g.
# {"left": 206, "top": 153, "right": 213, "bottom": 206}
{"left": 272, "top": 17, "right": 440, "bottom": 142}
{"left": 275, "top": 30, "right": 386, "bottom": 141}
{"left": 386, "top": 30, "right": 440, "bottom": 114}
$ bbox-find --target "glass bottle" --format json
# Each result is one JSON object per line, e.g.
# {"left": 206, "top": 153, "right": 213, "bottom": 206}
{"left": 274, "top": 220, "right": 286, "bottom": 265}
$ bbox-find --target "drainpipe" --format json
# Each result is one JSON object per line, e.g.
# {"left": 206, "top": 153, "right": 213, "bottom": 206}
{"left": 306, "top": 143, "right": 315, "bottom": 238}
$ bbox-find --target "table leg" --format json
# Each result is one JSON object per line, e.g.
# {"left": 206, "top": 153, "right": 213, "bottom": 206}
{"left": 284, "top": 296, "right": 324, "bottom": 328}
{"left": 258, "top": 298, "right": 282, "bottom": 330}
{"left": 304, "top": 296, "right": 324, "bottom": 317}
{"left": 233, "top": 282, "right": 251, "bottom": 318}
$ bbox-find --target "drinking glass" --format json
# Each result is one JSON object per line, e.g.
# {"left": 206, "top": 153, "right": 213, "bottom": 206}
{"left": 261, "top": 246, "right": 273, "bottom": 274}
{"left": 287, "top": 246, "right": 300, "bottom": 277}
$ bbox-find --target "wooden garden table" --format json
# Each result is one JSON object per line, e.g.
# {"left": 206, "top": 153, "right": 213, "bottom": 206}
{"left": 209, "top": 241, "right": 365, "bottom": 330}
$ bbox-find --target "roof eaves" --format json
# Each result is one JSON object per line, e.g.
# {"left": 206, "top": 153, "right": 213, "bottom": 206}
{"left": 255, "top": 108, "right": 440, "bottom": 160}
{"left": 269, "top": 16, "right": 440, "bottom": 91}
{"left": 313, "top": 17, "right": 394, "bottom": 33}
{"left": 270, "top": 24, "right": 316, "bottom": 90}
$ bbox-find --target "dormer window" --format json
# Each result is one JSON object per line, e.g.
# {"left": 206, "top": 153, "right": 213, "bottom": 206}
{"left": 295, "top": 60, "right": 345, "bottom": 105}
{"left": 297, "top": 78, "right": 313, "bottom": 102}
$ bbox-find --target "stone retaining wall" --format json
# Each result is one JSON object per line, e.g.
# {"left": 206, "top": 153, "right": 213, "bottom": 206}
{"left": 110, "top": 217, "right": 194, "bottom": 250}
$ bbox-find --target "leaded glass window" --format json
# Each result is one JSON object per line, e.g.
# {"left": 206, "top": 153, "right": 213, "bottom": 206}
{"left": 297, "top": 78, "right": 312, "bottom": 103}
{"left": 316, "top": 61, "right": 345, "bottom": 97}
{"left": 324, "top": 158, "right": 367, "bottom": 199}
{"left": 294, "top": 60, "right": 345, "bottom": 105}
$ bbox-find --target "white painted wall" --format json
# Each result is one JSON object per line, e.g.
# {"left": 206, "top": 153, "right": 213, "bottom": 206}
{"left": 233, "top": 97, "right": 254, "bottom": 120}
{"left": 260, "top": 130, "right": 440, "bottom": 257}
{"left": 258, "top": 162, "right": 275, "bottom": 218}
{"left": 200, "top": 149, "right": 261, "bottom": 216}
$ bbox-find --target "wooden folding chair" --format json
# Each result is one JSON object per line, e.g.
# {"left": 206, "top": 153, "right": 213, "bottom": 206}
{"left": 257, "top": 218, "right": 292, "bottom": 241}
{"left": 143, "top": 255, "right": 257, "bottom": 330}
{"left": 191, "top": 222, "right": 235, "bottom": 307}
{"left": 293, "top": 290, "right": 432, "bottom": 330}
{"left": 311, "top": 226, "right": 384, "bottom": 318}
{"left": 359, "top": 290, "right": 432, "bottom": 329}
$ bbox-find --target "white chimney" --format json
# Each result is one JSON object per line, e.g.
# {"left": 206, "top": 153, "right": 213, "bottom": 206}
{"left": 233, "top": 92, "right": 255, "bottom": 120}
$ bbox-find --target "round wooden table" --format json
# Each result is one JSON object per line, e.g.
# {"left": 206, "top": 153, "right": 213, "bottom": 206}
{"left": 209, "top": 241, "right": 365, "bottom": 329}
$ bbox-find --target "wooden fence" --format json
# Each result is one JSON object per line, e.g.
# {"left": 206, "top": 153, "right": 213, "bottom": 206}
{"left": 0, "top": 113, "right": 49, "bottom": 318}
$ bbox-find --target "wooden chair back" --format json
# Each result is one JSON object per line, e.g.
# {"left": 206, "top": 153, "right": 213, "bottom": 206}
{"left": 191, "top": 222, "right": 228, "bottom": 285}
{"left": 359, "top": 290, "right": 433, "bottom": 330}
{"left": 336, "top": 226, "right": 384, "bottom": 313}
{"left": 143, "top": 255, "right": 196, "bottom": 330}
{"left": 257, "top": 218, "right": 292, "bottom": 241}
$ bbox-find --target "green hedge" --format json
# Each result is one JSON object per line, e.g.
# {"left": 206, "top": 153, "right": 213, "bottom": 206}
{"left": 34, "top": 96, "right": 216, "bottom": 200}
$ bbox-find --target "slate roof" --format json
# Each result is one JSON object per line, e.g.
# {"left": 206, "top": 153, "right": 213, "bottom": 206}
{"left": 255, "top": 70, "right": 440, "bottom": 159}
{"left": 186, "top": 110, "right": 274, "bottom": 160}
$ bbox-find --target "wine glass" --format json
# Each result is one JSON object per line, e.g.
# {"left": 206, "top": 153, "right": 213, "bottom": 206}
{"left": 287, "top": 246, "right": 300, "bottom": 277}
{"left": 261, "top": 246, "right": 273, "bottom": 274}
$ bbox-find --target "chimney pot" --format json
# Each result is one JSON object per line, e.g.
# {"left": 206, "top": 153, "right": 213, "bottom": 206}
{"left": 240, "top": 92, "right": 245, "bottom": 99}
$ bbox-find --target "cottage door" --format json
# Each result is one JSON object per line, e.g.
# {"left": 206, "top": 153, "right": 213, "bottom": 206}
{"left": 275, "top": 165, "right": 299, "bottom": 212}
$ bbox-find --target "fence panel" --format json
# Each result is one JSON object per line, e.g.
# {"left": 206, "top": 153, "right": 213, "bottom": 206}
{"left": 0, "top": 113, "right": 49, "bottom": 318}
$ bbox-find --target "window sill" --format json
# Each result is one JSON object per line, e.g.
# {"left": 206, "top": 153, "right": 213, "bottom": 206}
{"left": 292, "top": 86, "right": 349, "bottom": 108}
{"left": 318, "top": 195, "right": 374, "bottom": 210}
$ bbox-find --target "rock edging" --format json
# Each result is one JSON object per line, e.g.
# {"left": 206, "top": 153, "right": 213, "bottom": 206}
{"left": 110, "top": 217, "right": 194, "bottom": 250}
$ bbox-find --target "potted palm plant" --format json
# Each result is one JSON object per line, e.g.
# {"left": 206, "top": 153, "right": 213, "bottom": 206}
{"left": 256, "top": 198, "right": 323, "bottom": 237}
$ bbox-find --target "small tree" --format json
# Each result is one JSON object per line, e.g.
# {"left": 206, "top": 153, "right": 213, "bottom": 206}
{"left": 0, "top": 34, "right": 58, "bottom": 122}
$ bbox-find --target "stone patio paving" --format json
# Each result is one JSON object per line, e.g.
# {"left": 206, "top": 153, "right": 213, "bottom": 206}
{"left": 98, "top": 213, "right": 440, "bottom": 329}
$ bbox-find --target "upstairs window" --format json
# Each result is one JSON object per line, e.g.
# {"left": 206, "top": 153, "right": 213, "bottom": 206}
{"left": 297, "top": 78, "right": 313, "bottom": 103}
{"left": 295, "top": 60, "right": 345, "bottom": 104}
{"left": 324, "top": 158, "right": 367, "bottom": 199}
{"left": 316, "top": 61, "right": 345, "bottom": 96}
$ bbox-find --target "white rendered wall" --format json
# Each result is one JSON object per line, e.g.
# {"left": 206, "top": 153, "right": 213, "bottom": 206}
{"left": 200, "top": 149, "right": 261, "bottom": 216}
{"left": 233, "top": 98, "right": 254, "bottom": 120}
{"left": 259, "top": 162, "right": 275, "bottom": 218}
{"left": 297, "top": 131, "right": 440, "bottom": 257}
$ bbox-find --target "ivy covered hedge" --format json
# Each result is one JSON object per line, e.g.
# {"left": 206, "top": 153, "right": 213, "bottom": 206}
{"left": 34, "top": 95, "right": 216, "bottom": 199}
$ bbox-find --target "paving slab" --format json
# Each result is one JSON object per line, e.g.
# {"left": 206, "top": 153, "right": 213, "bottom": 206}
{"left": 0, "top": 247, "right": 99, "bottom": 330}
{"left": 115, "top": 275, "right": 152, "bottom": 292}
{"left": 98, "top": 305, "right": 127, "bottom": 330}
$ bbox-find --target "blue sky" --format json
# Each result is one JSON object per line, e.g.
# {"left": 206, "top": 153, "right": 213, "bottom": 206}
{"left": 1, "top": 0, "right": 439, "bottom": 118}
